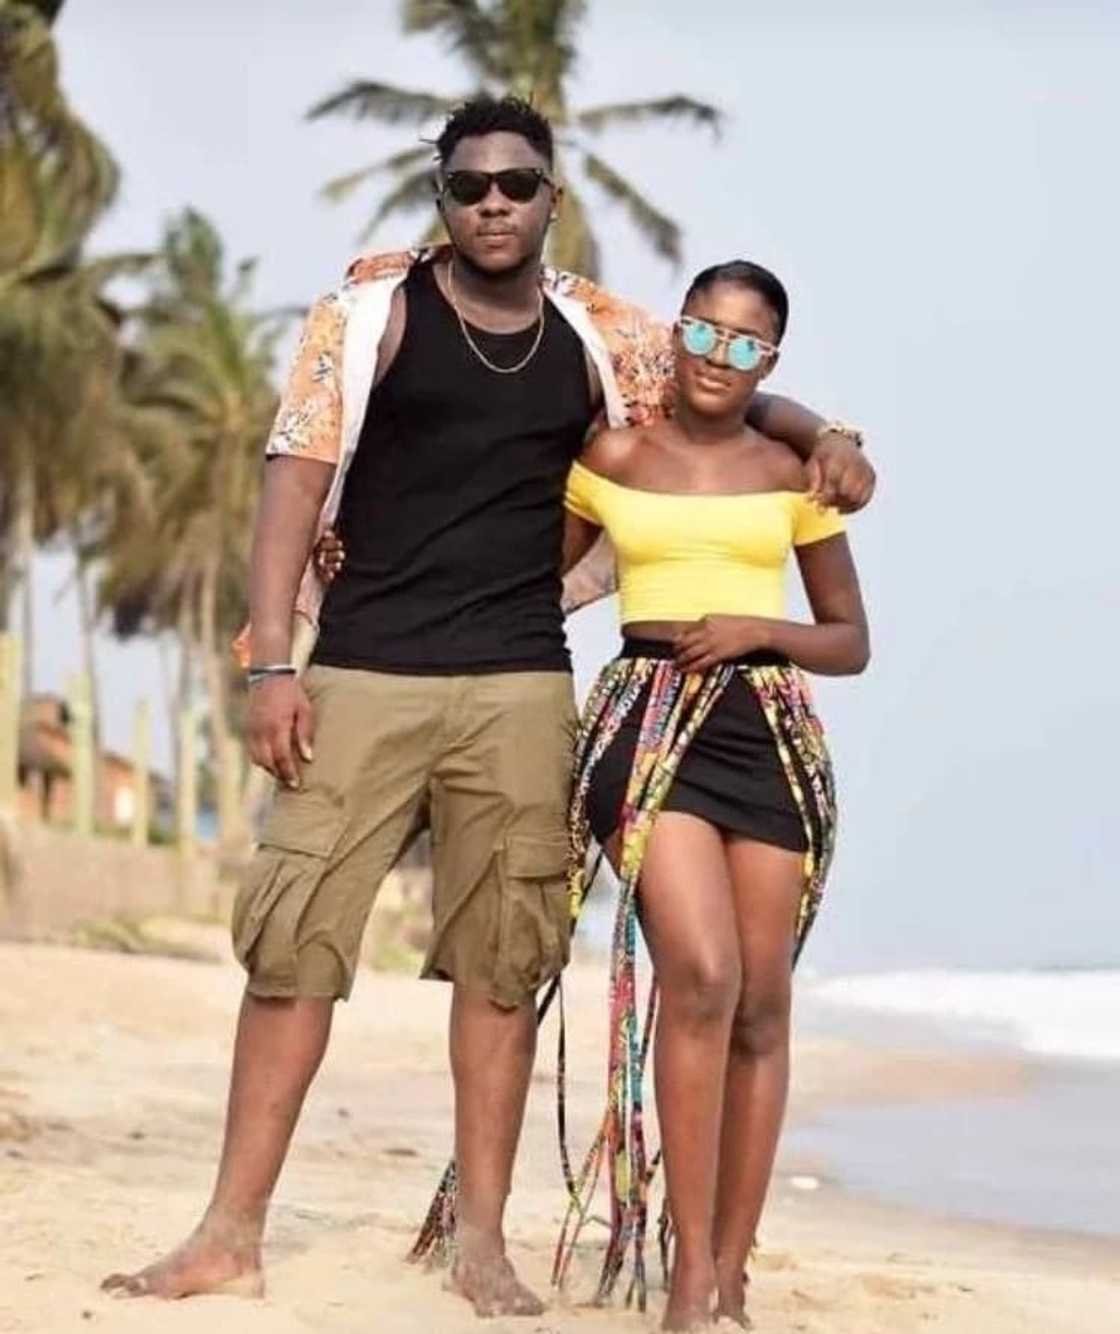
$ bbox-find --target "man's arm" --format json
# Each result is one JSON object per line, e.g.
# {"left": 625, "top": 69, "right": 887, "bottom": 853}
{"left": 249, "top": 458, "right": 334, "bottom": 663}
{"left": 246, "top": 457, "right": 334, "bottom": 788}
{"left": 747, "top": 392, "right": 876, "bottom": 514}
{"left": 561, "top": 530, "right": 616, "bottom": 617}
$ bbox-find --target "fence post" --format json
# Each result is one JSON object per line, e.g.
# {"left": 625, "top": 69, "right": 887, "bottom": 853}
{"left": 0, "top": 634, "right": 21, "bottom": 813}
{"left": 131, "top": 699, "right": 151, "bottom": 847}
{"left": 176, "top": 702, "right": 197, "bottom": 861}
{"left": 68, "top": 672, "right": 95, "bottom": 837}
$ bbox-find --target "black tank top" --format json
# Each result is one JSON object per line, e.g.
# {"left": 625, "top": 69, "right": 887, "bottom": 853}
{"left": 312, "top": 261, "right": 593, "bottom": 674}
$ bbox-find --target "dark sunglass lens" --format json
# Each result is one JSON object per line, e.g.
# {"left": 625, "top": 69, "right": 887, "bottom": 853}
{"left": 445, "top": 171, "right": 490, "bottom": 205}
{"left": 495, "top": 169, "right": 543, "bottom": 202}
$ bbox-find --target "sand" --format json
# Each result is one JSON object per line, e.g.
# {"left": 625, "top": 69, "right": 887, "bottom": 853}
{"left": 1, "top": 929, "right": 1116, "bottom": 1334}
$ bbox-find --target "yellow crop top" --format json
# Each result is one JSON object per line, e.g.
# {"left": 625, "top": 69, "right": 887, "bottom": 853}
{"left": 564, "top": 460, "right": 845, "bottom": 624}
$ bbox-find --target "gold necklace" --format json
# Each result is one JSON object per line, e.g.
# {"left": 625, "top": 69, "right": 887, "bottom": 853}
{"left": 446, "top": 260, "right": 546, "bottom": 375}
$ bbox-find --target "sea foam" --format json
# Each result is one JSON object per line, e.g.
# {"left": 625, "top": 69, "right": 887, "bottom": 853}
{"left": 808, "top": 969, "right": 1120, "bottom": 1063}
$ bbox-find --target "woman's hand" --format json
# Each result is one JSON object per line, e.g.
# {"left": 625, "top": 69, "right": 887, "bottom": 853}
{"left": 673, "top": 615, "right": 772, "bottom": 673}
{"left": 314, "top": 527, "right": 345, "bottom": 584}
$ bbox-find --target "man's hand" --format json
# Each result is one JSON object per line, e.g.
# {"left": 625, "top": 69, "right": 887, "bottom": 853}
{"left": 314, "top": 528, "right": 345, "bottom": 584}
{"left": 673, "top": 615, "right": 771, "bottom": 674}
{"left": 247, "top": 676, "right": 315, "bottom": 789}
{"left": 806, "top": 432, "right": 876, "bottom": 514}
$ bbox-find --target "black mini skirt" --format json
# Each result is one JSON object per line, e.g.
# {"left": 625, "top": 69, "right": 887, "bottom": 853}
{"left": 585, "top": 639, "right": 810, "bottom": 853}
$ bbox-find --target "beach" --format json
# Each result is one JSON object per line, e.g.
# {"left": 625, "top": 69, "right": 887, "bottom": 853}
{"left": 1, "top": 930, "right": 1116, "bottom": 1334}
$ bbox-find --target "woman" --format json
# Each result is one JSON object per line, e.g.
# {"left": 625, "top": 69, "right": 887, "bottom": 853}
{"left": 314, "top": 259, "right": 868, "bottom": 1329}
{"left": 553, "top": 260, "right": 869, "bottom": 1331}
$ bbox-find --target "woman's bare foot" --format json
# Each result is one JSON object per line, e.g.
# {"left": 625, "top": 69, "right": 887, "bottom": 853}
{"left": 100, "top": 1217, "right": 263, "bottom": 1301}
{"left": 449, "top": 1242, "right": 544, "bottom": 1318}
{"left": 713, "top": 1262, "right": 752, "bottom": 1328}
{"left": 662, "top": 1254, "right": 717, "bottom": 1330}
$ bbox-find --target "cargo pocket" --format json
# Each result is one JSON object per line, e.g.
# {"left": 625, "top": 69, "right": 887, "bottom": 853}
{"left": 232, "top": 791, "right": 346, "bottom": 994}
{"left": 492, "top": 831, "right": 572, "bottom": 1007}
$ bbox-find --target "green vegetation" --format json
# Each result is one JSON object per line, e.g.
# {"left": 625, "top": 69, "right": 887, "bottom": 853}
{"left": 309, "top": 0, "right": 722, "bottom": 277}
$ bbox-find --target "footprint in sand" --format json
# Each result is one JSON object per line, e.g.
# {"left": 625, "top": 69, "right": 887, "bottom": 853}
{"left": 753, "top": 1249, "right": 799, "bottom": 1272}
{"left": 859, "top": 1273, "right": 937, "bottom": 1300}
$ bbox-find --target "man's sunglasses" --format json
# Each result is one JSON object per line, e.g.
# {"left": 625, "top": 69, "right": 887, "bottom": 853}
{"left": 439, "top": 167, "right": 554, "bottom": 206}
{"left": 677, "top": 315, "right": 779, "bottom": 373}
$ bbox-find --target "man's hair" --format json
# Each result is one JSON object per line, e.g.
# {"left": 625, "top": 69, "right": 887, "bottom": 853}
{"left": 684, "top": 260, "right": 790, "bottom": 342}
{"left": 435, "top": 94, "right": 554, "bottom": 167}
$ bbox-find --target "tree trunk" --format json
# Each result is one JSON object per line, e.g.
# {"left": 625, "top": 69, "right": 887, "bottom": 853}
{"left": 72, "top": 541, "right": 103, "bottom": 816}
{"left": 198, "top": 550, "right": 245, "bottom": 861}
{"left": 0, "top": 508, "right": 12, "bottom": 634}
{"left": 12, "top": 462, "right": 34, "bottom": 698}
{"left": 168, "top": 594, "right": 194, "bottom": 795}
{"left": 72, "top": 543, "right": 103, "bottom": 750}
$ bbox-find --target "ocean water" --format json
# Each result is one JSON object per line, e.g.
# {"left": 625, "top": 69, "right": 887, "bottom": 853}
{"left": 805, "top": 967, "right": 1120, "bottom": 1064}
{"left": 786, "top": 968, "right": 1120, "bottom": 1238}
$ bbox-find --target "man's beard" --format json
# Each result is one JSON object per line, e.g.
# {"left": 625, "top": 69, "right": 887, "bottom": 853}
{"left": 449, "top": 233, "right": 546, "bottom": 283}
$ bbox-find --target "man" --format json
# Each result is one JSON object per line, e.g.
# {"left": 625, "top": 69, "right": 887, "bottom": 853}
{"left": 103, "top": 95, "right": 874, "bottom": 1316}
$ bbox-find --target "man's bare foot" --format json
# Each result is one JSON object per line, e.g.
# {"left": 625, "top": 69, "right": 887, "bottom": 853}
{"left": 449, "top": 1248, "right": 544, "bottom": 1319}
{"left": 100, "top": 1220, "right": 263, "bottom": 1301}
{"left": 662, "top": 1255, "right": 716, "bottom": 1330}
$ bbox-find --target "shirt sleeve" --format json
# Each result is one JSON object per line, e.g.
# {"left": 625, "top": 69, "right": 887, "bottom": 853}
{"left": 793, "top": 495, "right": 846, "bottom": 547}
{"left": 564, "top": 461, "right": 601, "bottom": 524}
{"left": 264, "top": 293, "right": 346, "bottom": 464}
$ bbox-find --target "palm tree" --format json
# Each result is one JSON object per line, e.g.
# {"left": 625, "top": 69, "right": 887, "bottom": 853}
{"left": 99, "top": 210, "right": 289, "bottom": 859}
{"left": 0, "top": 0, "right": 120, "bottom": 687}
{"left": 308, "top": 0, "right": 722, "bottom": 278}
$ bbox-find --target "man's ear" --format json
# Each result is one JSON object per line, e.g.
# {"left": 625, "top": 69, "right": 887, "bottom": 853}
{"left": 550, "top": 182, "right": 564, "bottom": 223}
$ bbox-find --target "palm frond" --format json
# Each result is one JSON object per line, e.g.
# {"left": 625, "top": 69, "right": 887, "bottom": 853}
{"left": 306, "top": 80, "right": 456, "bottom": 126}
{"left": 512, "top": 0, "right": 585, "bottom": 93}
{"left": 0, "top": 5, "right": 64, "bottom": 129}
{"left": 547, "top": 179, "right": 599, "bottom": 279}
{"left": 22, "top": 1, "right": 67, "bottom": 25}
{"left": 417, "top": 212, "right": 448, "bottom": 249}
{"left": 577, "top": 96, "right": 723, "bottom": 136}
{"left": 64, "top": 251, "right": 153, "bottom": 292}
{"left": 582, "top": 150, "right": 681, "bottom": 265}
{"left": 319, "top": 145, "right": 434, "bottom": 204}
{"left": 356, "top": 166, "right": 439, "bottom": 245}
{"left": 402, "top": 0, "right": 503, "bottom": 81}
{"left": 0, "top": 138, "right": 43, "bottom": 275}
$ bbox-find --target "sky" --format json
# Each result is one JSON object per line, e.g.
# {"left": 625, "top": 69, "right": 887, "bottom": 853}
{"left": 32, "top": 0, "right": 1120, "bottom": 973}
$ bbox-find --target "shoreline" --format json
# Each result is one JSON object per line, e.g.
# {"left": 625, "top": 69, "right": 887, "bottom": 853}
{"left": 1, "top": 936, "right": 1117, "bottom": 1332}
{"left": 788, "top": 984, "right": 1120, "bottom": 1242}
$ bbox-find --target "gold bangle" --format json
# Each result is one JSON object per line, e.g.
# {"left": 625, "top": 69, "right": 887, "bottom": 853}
{"left": 816, "top": 420, "right": 865, "bottom": 449}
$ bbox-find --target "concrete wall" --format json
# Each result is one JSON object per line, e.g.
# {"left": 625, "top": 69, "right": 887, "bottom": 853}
{"left": 0, "top": 819, "right": 228, "bottom": 940}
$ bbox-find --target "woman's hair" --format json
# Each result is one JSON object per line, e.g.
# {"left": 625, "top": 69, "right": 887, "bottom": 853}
{"left": 684, "top": 260, "right": 790, "bottom": 342}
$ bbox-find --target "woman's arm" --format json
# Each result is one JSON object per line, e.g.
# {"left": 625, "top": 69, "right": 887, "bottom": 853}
{"left": 673, "top": 534, "right": 870, "bottom": 676}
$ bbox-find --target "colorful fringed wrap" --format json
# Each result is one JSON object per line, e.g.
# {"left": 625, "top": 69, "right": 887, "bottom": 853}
{"left": 411, "top": 651, "right": 837, "bottom": 1313}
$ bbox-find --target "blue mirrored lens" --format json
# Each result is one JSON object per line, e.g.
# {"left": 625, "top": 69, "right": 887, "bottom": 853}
{"left": 682, "top": 320, "right": 717, "bottom": 356}
{"left": 728, "top": 336, "right": 762, "bottom": 372}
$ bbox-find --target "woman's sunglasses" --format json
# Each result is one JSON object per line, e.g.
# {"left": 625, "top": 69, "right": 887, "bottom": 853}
{"left": 439, "top": 168, "right": 554, "bottom": 207}
{"left": 677, "top": 315, "right": 778, "bottom": 373}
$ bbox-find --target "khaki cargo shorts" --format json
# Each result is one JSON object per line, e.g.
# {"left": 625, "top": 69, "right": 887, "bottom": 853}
{"left": 232, "top": 666, "right": 577, "bottom": 1009}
